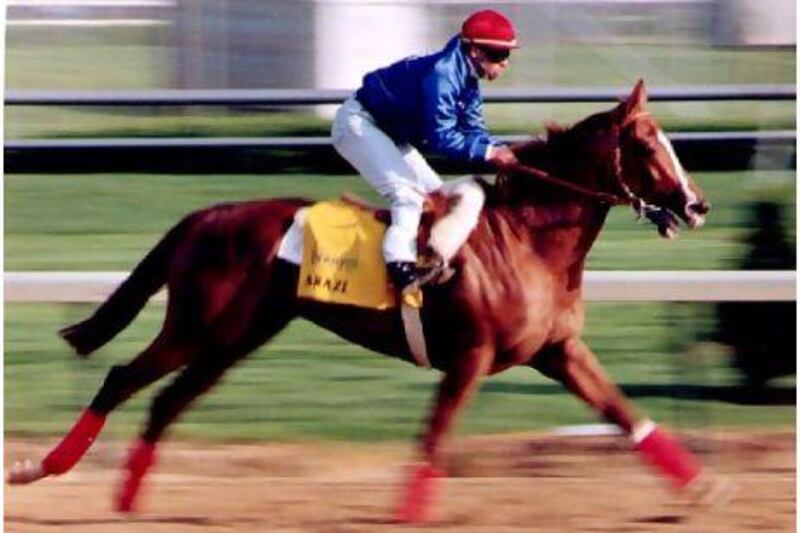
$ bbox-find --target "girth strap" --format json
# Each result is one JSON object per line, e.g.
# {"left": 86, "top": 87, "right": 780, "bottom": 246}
{"left": 400, "top": 289, "right": 431, "bottom": 368}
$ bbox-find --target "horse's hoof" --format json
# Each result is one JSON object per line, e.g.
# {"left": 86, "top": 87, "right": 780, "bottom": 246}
{"left": 113, "top": 498, "right": 136, "bottom": 514}
{"left": 113, "top": 439, "right": 156, "bottom": 514}
{"left": 394, "top": 464, "right": 444, "bottom": 523}
{"left": 114, "top": 480, "right": 141, "bottom": 514}
{"left": 7, "top": 459, "right": 47, "bottom": 485}
{"left": 683, "top": 470, "right": 738, "bottom": 508}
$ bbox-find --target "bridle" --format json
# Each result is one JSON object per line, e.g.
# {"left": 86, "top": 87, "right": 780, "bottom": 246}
{"left": 499, "top": 111, "right": 677, "bottom": 228}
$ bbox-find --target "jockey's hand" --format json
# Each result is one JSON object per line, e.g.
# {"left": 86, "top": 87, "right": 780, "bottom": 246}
{"left": 487, "top": 145, "right": 519, "bottom": 170}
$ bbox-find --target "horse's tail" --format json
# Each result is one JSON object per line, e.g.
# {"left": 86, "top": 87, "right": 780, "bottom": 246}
{"left": 59, "top": 213, "right": 196, "bottom": 357}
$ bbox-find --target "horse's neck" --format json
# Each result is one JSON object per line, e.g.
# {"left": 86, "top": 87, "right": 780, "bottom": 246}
{"left": 494, "top": 200, "right": 609, "bottom": 269}
{"left": 497, "top": 143, "right": 608, "bottom": 256}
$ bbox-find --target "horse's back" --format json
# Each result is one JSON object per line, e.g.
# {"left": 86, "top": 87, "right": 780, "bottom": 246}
{"left": 178, "top": 197, "right": 311, "bottom": 253}
{"left": 162, "top": 197, "right": 311, "bottom": 325}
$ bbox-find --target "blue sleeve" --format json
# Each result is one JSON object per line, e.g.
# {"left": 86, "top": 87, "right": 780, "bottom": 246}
{"left": 421, "top": 67, "right": 494, "bottom": 164}
{"left": 462, "top": 92, "right": 489, "bottom": 135}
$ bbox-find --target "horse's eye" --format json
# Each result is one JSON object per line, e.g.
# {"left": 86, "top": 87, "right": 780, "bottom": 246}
{"left": 634, "top": 142, "right": 656, "bottom": 158}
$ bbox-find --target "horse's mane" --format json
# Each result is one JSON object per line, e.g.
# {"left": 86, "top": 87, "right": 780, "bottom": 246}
{"left": 488, "top": 110, "right": 616, "bottom": 207}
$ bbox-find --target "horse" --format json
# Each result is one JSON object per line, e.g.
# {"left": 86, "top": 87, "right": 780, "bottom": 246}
{"left": 8, "top": 80, "right": 719, "bottom": 521}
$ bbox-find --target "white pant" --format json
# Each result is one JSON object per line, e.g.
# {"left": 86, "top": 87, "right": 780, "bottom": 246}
{"left": 331, "top": 96, "right": 485, "bottom": 264}
{"left": 332, "top": 96, "right": 442, "bottom": 263}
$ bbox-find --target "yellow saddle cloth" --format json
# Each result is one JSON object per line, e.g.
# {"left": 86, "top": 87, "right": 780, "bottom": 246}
{"left": 298, "top": 200, "right": 397, "bottom": 309}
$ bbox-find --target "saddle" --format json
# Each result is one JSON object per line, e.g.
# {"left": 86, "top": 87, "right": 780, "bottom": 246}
{"left": 293, "top": 193, "right": 455, "bottom": 311}
{"left": 340, "top": 192, "right": 457, "bottom": 285}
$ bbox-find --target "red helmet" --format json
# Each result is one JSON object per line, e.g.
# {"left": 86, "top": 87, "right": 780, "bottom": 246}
{"left": 461, "top": 9, "right": 518, "bottom": 49}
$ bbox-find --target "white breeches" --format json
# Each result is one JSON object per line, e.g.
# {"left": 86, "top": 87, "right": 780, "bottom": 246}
{"left": 331, "top": 96, "right": 484, "bottom": 263}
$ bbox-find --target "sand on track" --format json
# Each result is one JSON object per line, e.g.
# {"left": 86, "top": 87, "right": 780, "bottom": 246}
{"left": 5, "top": 431, "right": 795, "bottom": 532}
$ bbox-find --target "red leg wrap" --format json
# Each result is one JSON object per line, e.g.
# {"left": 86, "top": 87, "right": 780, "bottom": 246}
{"left": 394, "top": 464, "right": 444, "bottom": 523}
{"left": 41, "top": 408, "right": 106, "bottom": 475}
{"left": 635, "top": 426, "right": 702, "bottom": 488}
{"left": 115, "top": 440, "right": 157, "bottom": 513}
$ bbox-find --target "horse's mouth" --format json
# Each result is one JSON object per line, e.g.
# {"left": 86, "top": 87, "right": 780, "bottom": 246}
{"left": 681, "top": 199, "right": 710, "bottom": 230}
{"left": 658, "top": 209, "right": 708, "bottom": 239}
{"left": 684, "top": 211, "right": 706, "bottom": 229}
{"left": 657, "top": 199, "right": 708, "bottom": 238}
{"left": 657, "top": 208, "right": 682, "bottom": 239}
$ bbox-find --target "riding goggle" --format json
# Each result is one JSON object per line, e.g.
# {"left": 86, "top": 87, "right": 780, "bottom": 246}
{"left": 480, "top": 46, "right": 511, "bottom": 63}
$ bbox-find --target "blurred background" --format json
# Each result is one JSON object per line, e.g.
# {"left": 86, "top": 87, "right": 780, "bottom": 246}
{"left": 5, "top": 0, "right": 796, "bottom": 450}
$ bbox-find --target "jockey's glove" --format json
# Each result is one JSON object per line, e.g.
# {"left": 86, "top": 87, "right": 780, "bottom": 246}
{"left": 488, "top": 145, "right": 519, "bottom": 170}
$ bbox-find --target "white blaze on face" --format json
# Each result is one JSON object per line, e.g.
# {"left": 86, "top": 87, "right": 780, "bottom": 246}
{"left": 655, "top": 129, "right": 696, "bottom": 204}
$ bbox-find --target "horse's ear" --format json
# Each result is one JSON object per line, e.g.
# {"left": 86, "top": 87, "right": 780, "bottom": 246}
{"left": 544, "top": 120, "right": 564, "bottom": 134}
{"left": 625, "top": 79, "right": 648, "bottom": 114}
{"left": 613, "top": 79, "right": 648, "bottom": 124}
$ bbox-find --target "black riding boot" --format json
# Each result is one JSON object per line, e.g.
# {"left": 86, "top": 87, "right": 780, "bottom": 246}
{"left": 387, "top": 261, "right": 419, "bottom": 293}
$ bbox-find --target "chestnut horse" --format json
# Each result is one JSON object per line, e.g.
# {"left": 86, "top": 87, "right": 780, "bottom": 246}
{"left": 8, "top": 81, "right": 719, "bottom": 520}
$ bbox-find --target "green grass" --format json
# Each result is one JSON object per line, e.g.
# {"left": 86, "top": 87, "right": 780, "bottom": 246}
{"left": 8, "top": 35, "right": 794, "bottom": 91}
{"left": 5, "top": 41, "right": 795, "bottom": 138}
{"left": 6, "top": 26, "right": 168, "bottom": 90}
{"left": 5, "top": 171, "right": 795, "bottom": 271}
{"left": 6, "top": 100, "right": 794, "bottom": 141}
{"left": 5, "top": 301, "right": 793, "bottom": 442}
{"left": 490, "top": 43, "right": 796, "bottom": 132}
{"left": 4, "top": 108, "right": 335, "bottom": 141}
{"left": 504, "top": 44, "right": 795, "bottom": 87}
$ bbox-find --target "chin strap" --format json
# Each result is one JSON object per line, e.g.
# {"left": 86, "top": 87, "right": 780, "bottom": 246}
{"left": 611, "top": 140, "right": 678, "bottom": 233}
{"left": 628, "top": 194, "right": 680, "bottom": 237}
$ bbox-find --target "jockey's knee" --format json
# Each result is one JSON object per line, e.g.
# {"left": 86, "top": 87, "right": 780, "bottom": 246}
{"left": 386, "top": 183, "right": 425, "bottom": 210}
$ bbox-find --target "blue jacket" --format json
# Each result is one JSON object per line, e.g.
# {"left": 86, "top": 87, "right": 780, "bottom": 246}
{"left": 355, "top": 36, "right": 497, "bottom": 164}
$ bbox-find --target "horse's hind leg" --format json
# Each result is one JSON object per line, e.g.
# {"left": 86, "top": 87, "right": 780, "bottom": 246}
{"left": 115, "top": 266, "right": 298, "bottom": 512}
{"left": 114, "top": 353, "right": 239, "bottom": 512}
{"left": 115, "top": 337, "right": 285, "bottom": 512}
{"left": 8, "top": 330, "right": 192, "bottom": 485}
{"left": 90, "top": 332, "right": 192, "bottom": 416}
{"left": 531, "top": 338, "right": 709, "bottom": 493}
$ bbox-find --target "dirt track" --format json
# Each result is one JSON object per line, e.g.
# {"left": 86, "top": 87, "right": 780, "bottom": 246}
{"left": 5, "top": 431, "right": 795, "bottom": 532}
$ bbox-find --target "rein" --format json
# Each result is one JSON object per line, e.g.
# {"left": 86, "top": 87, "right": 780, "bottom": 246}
{"left": 499, "top": 163, "right": 631, "bottom": 206}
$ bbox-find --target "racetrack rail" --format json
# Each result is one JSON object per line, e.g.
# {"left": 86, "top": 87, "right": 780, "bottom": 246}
{"left": 5, "top": 84, "right": 795, "bottom": 106}
{"left": 5, "top": 130, "right": 794, "bottom": 151}
{"left": 5, "top": 270, "right": 795, "bottom": 303}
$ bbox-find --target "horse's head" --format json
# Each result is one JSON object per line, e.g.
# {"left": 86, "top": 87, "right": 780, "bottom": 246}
{"left": 505, "top": 81, "right": 709, "bottom": 238}
{"left": 611, "top": 80, "right": 710, "bottom": 238}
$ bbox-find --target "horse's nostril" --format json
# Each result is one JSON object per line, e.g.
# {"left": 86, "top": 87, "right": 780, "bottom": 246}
{"left": 689, "top": 200, "right": 710, "bottom": 215}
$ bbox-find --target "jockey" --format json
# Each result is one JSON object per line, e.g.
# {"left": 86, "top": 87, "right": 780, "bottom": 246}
{"left": 332, "top": 9, "right": 520, "bottom": 293}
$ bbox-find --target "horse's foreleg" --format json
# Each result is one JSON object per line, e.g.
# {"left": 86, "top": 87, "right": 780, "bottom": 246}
{"left": 396, "top": 347, "right": 493, "bottom": 523}
{"left": 534, "top": 338, "right": 639, "bottom": 433}
{"left": 533, "top": 338, "right": 707, "bottom": 492}
{"left": 7, "top": 335, "right": 187, "bottom": 486}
